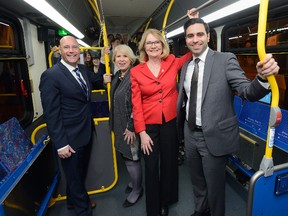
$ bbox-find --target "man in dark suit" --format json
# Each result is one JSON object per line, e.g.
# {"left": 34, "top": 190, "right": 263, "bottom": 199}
{"left": 39, "top": 35, "right": 96, "bottom": 216}
{"left": 176, "top": 18, "right": 279, "bottom": 216}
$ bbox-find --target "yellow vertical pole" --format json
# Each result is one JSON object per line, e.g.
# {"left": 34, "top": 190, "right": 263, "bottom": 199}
{"left": 257, "top": 0, "right": 282, "bottom": 176}
{"left": 89, "top": 0, "right": 118, "bottom": 191}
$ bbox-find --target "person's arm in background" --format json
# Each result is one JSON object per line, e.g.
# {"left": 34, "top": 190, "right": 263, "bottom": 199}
{"left": 187, "top": 8, "right": 199, "bottom": 19}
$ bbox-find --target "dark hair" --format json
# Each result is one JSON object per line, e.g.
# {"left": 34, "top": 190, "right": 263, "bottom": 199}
{"left": 92, "top": 55, "right": 100, "bottom": 60}
{"left": 107, "top": 34, "right": 114, "bottom": 39}
{"left": 184, "top": 18, "right": 210, "bottom": 36}
{"left": 111, "top": 38, "right": 120, "bottom": 43}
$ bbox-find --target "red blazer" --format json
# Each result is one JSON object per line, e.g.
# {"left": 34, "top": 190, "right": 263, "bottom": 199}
{"left": 131, "top": 53, "right": 192, "bottom": 133}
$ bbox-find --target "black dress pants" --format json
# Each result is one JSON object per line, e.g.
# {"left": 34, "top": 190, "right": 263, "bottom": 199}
{"left": 143, "top": 117, "right": 179, "bottom": 216}
{"left": 61, "top": 143, "right": 92, "bottom": 216}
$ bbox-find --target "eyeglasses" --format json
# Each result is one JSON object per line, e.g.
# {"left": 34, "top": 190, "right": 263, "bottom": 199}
{"left": 145, "top": 40, "right": 161, "bottom": 46}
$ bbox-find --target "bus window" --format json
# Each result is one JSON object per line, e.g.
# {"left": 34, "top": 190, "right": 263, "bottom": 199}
{"left": 224, "top": 23, "right": 258, "bottom": 51}
{"left": 222, "top": 15, "right": 288, "bottom": 110}
{"left": 0, "top": 23, "right": 15, "bottom": 50}
{"left": 224, "top": 17, "right": 288, "bottom": 51}
{"left": 266, "top": 18, "right": 288, "bottom": 47}
{"left": 235, "top": 54, "right": 288, "bottom": 110}
{"left": 0, "top": 10, "right": 33, "bottom": 127}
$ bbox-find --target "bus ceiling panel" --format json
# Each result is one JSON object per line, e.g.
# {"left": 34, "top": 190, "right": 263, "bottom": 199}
{"left": 101, "top": 0, "right": 164, "bottom": 35}
{"left": 1, "top": 0, "right": 287, "bottom": 41}
{"left": 47, "top": 0, "right": 96, "bottom": 35}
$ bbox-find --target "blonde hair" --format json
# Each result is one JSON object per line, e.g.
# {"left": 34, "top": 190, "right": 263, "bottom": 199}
{"left": 138, "top": 28, "right": 170, "bottom": 63}
{"left": 112, "top": 44, "right": 137, "bottom": 65}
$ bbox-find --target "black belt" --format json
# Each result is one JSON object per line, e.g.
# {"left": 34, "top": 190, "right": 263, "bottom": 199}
{"left": 194, "top": 125, "right": 202, "bottom": 131}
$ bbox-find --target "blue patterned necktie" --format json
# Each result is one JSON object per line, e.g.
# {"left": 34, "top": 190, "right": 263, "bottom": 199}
{"left": 188, "top": 58, "right": 200, "bottom": 130}
{"left": 74, "top": 68, "right": 88, "bottom": 97}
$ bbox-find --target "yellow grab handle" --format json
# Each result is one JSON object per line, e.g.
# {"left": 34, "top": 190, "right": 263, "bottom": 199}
{"left": 257, "top": 0, "right": 282, "bottom": 159}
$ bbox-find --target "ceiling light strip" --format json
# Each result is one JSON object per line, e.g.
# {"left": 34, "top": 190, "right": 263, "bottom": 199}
{"left": 23, "top": 0, "right": 84, "bottom": 39}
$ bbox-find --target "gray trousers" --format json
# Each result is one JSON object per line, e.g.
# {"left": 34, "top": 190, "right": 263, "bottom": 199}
{"left": 184, "top": 121, "right": 227, "bottom": 216}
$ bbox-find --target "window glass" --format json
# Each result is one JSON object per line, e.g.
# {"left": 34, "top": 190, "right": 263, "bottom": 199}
{"left": 0, "top": 23, "right": 15, "bottom": 50}
{"left": 236, "top": 54, "right": 288, "bottom": 110}
{"left": 224, "top": 17, "right": 288, "bottom": 50}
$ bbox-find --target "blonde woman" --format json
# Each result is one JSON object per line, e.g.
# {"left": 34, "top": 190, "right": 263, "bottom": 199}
{"left": 103, "top": 45, "right": 143, "bottom": 208}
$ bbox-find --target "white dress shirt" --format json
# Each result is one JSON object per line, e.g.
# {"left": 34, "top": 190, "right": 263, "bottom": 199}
{"left": 184, "top": 47, "right": 208, "bottom": 127}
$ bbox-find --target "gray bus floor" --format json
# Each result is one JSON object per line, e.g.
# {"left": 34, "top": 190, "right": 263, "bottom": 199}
{"left": 46, "top": 154, "right": 247, "bottom": 216}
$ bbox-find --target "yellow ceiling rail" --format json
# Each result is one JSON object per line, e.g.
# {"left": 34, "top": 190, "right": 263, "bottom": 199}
{"left": 161, "top": 0, "right": 174, "bottom": 36}
{"left": 144, "top": 17, "right": 153, "bottom": 31}
{"left": 88, "top": 0, "right": 100, "bottom": 22}
{"left": 257, "top": 0, "right": 282, "bottom": 177}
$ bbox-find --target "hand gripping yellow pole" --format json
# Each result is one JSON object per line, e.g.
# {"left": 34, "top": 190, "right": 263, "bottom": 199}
{"left": 257, "top": 0, "right": 282, "bottom": 177}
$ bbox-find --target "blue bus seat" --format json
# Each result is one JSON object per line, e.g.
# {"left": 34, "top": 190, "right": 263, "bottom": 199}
{"left": 275, "top": 109, "right": 288, "bottom": 153}
{"left": 238, "top": 100, "right": 270, "bottom": 140}
{"left": 0, "top": 117, "right": 59, "bottom": 215}
{"left": 248, "top": 163, "right": 288, "bottom": 216}
{"left": 0, "top": 117, "right": 33, "bottom": 177}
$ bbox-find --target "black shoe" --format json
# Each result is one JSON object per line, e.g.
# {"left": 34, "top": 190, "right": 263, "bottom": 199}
{"left": 191, "top": 209, "right": 210, "bottom": 216}
{"left": 125, "top": 185, "right": 133, "bottom": 194}
{"left": 160, "top": 205, "right": 169, "bottom": 216}
{"left": 122, "top": 189, "right": 143, "bottom": 208}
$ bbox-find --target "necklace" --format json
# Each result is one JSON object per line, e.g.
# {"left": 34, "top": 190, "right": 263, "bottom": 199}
{"left": 119, "top": 70, "right": 127, "bottom": 81}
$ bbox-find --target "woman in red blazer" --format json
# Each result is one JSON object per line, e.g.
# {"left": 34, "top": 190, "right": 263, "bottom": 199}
{"left": 130, "top": 11, "right": 196, "bottom": 214}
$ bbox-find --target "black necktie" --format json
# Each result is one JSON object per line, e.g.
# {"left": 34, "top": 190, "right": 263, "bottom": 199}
{"left": 188, "top": 58, "right": 200, "bottom": 130}
{"left": 74, "top": 68, "right": 88, "bottom": 97}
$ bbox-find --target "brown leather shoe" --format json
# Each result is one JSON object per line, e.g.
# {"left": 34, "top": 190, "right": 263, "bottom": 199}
{"left": 67, "top": 202, "right": 96, "bottom": 210}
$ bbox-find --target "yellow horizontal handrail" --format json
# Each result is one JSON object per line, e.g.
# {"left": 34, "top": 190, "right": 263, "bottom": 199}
{"left": 0, "top": 94, "right": 17, "bottom": 96}
{"left": 30, "top": 123, "right": 47, "bottom": 144}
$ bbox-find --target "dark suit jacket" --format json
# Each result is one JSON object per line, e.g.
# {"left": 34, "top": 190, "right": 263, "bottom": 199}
{"left": 176, "top": 49, "right": 270, "bottom": 156}
{"left": 39, "top": 62, "right": 94, "bottom": 150}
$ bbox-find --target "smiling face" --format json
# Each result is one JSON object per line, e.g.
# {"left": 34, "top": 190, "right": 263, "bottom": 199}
{"left": 144, "top": 33, "right": 163, "bottom": 59}
{"left": 93, "top": 58, "right": 100, "bottom": 66}
{"left": 185, "top": 23, "right": 210, "bottom": 57}
{"left": 59, "top": 36, "right": 80, "bottom": 67}
{"left": 114, "top": 50, "right": 131, "bottom": 72}
{"left": 85, "top": 52, "right": 92, "bottom": 61}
